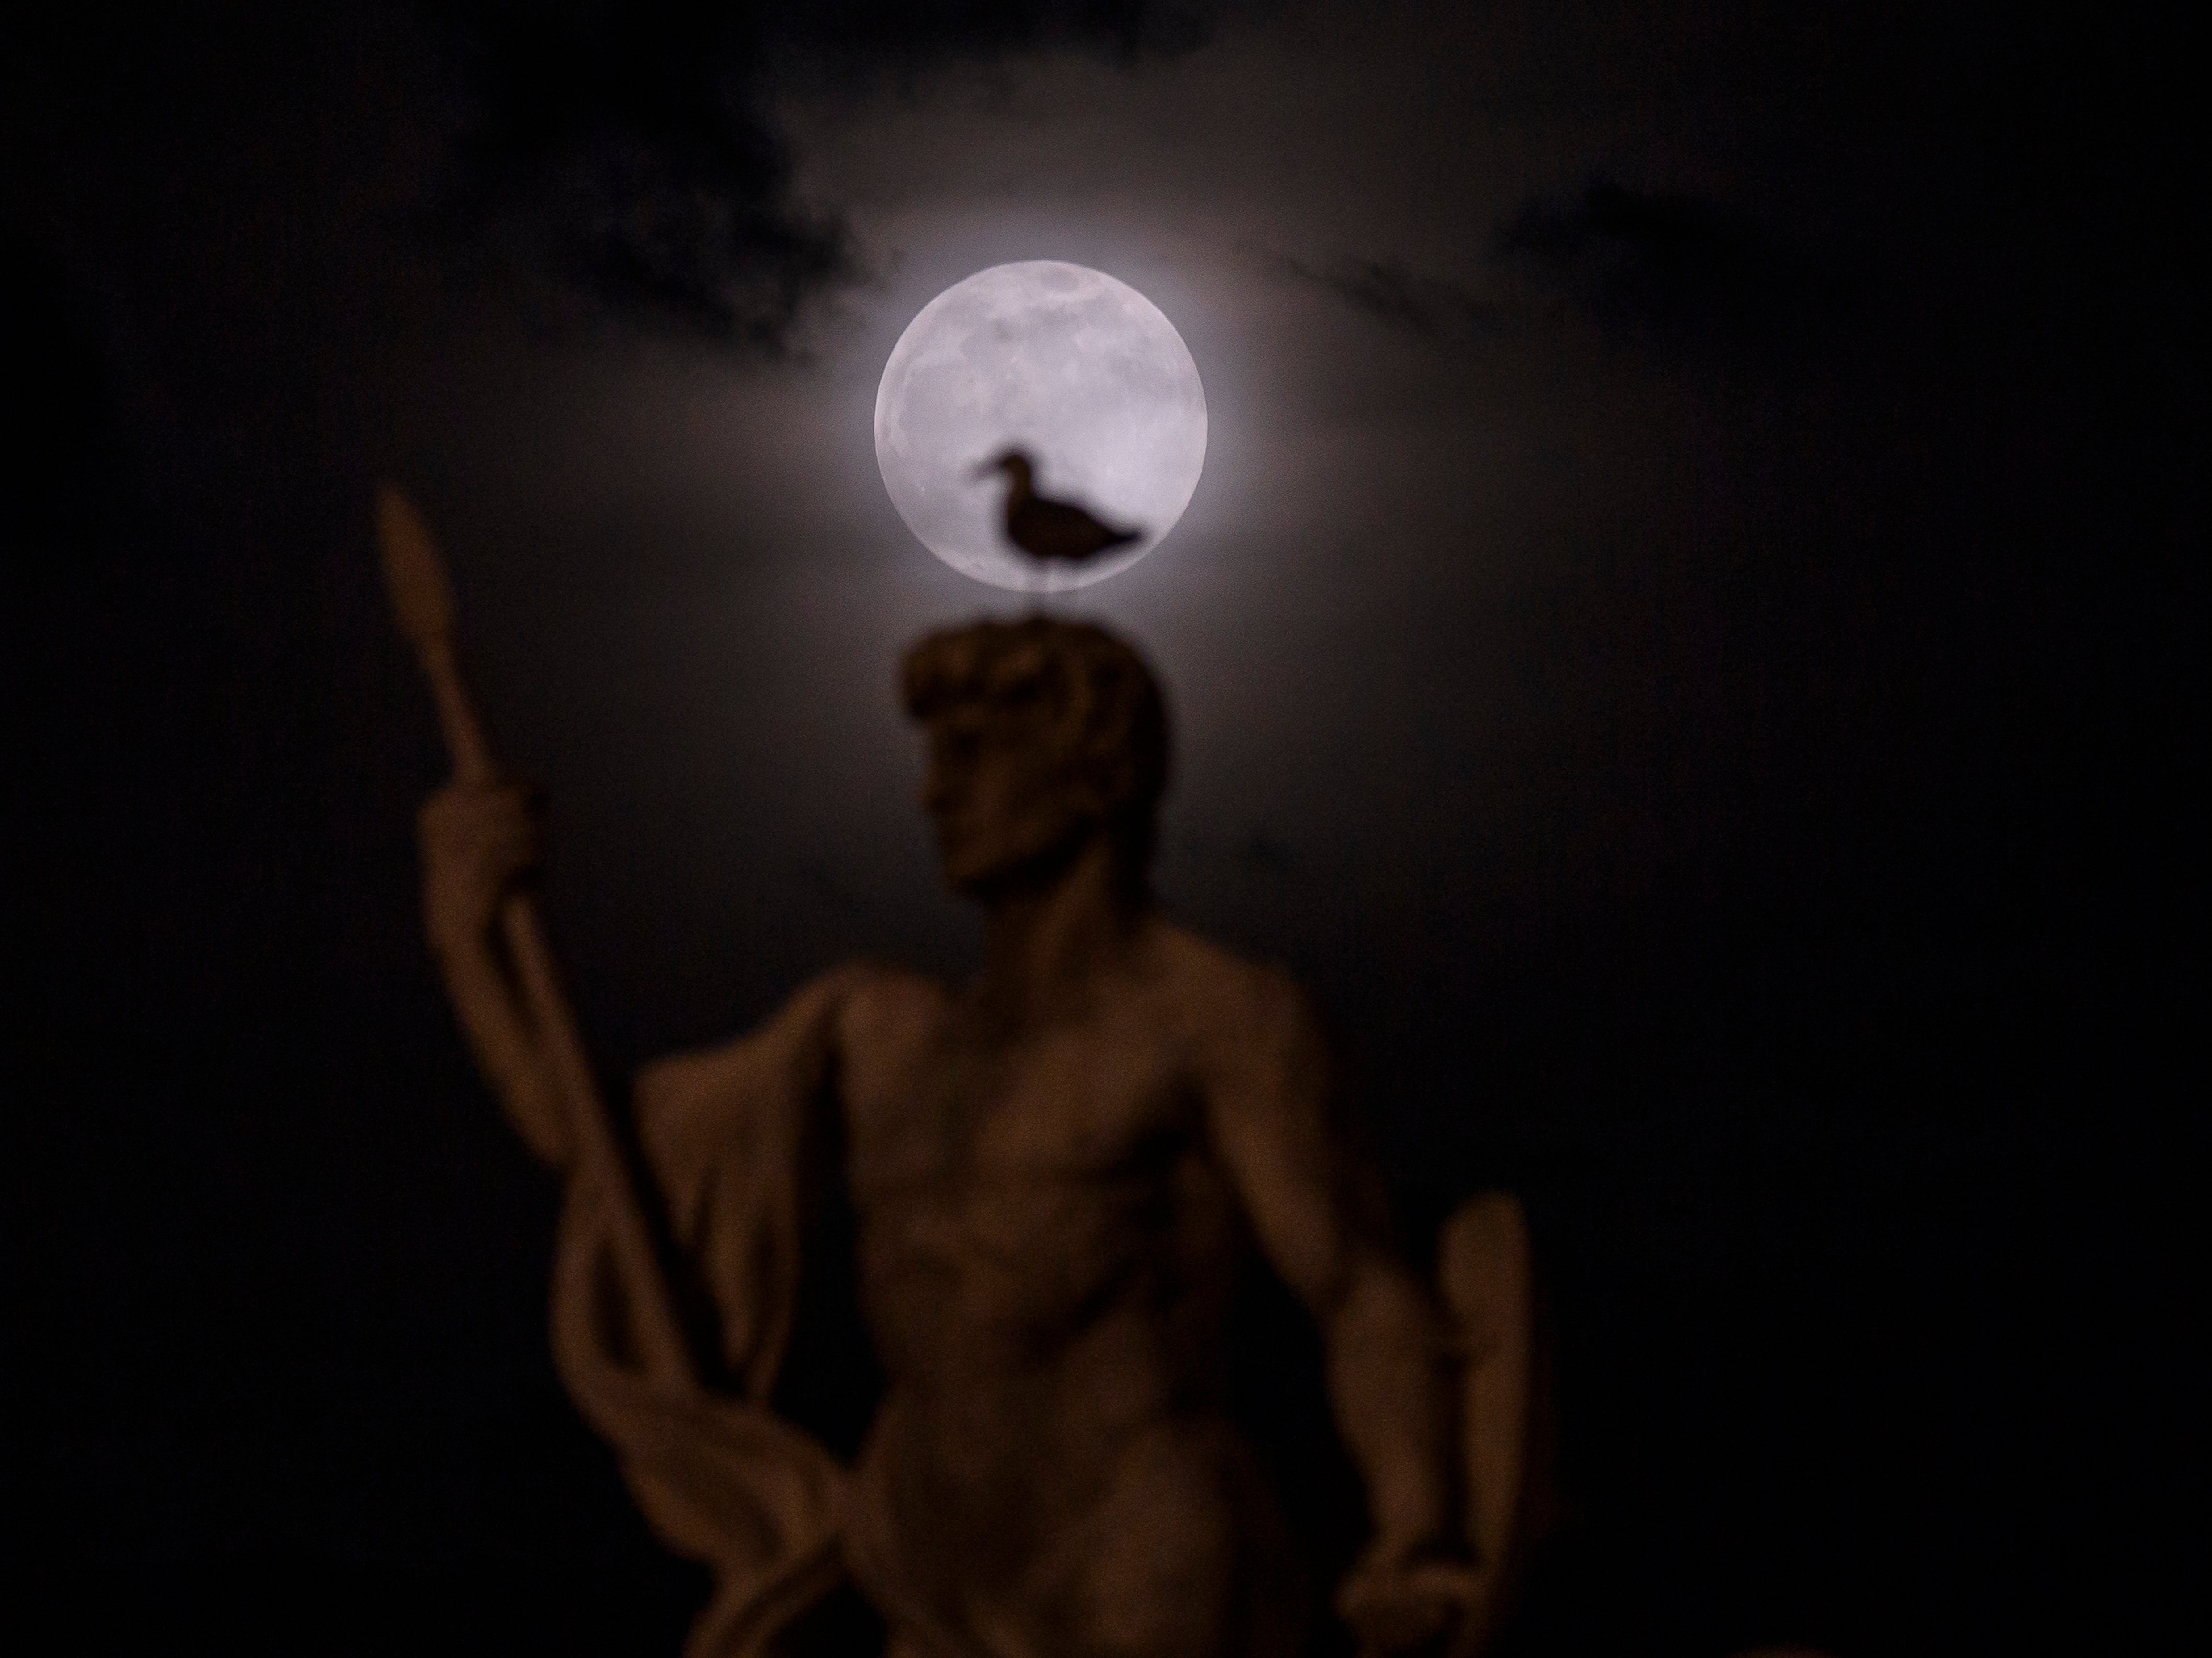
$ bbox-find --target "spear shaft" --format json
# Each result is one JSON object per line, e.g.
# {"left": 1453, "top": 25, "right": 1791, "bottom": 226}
{"left": 377, "top": 485, "right": 698, "bottom": 1391}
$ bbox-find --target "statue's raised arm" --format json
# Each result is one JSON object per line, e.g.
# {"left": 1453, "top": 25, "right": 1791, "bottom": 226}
{"left": 388, "top": 490, "right": 857, "bottom": 1657}
{"left": 416, "top": 779, "right": 566, "bottom": 1163}
{"left": 383, "top": 486, "right": 693, "bottom": 1387}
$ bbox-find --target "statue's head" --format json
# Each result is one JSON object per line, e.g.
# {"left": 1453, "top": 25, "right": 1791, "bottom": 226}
{"left": 902, "top": 618, "right": 1169, "bottom": 898}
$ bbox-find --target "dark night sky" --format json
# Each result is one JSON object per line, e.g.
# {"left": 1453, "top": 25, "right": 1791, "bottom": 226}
{"left": 7, "top": 4, "right": 2198, "bottom": 1653}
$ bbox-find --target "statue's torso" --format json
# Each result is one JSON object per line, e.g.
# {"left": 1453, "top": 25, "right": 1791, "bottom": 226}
{"left": 842, "top": 965, "right": 1238, "bottom": 1378}
{"left": 827, "top": 931, "right": 1302, "bottom": 1654}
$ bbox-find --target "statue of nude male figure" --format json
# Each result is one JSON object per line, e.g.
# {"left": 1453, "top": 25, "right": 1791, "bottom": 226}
{"left": 418, "top": 618, "right": 1494, "bottom": 1657}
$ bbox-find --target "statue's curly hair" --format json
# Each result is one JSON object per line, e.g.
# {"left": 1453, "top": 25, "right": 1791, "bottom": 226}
{"left": 902, "top": 617, "right": 1170, "bottom": 863}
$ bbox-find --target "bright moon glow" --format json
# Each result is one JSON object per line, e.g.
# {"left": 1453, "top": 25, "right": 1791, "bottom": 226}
{"left": 875, "top": 261, "right": 1207, "bottom": 591}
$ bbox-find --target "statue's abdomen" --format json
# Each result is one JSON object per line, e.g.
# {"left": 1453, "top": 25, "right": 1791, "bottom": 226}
{"left": 856, "top": 1169, "right": 1175, "bottom": 1381}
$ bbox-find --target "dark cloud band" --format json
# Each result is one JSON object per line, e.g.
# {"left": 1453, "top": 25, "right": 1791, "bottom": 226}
{"left": 430, "top": 1, "right": 1220, "bottom": 344}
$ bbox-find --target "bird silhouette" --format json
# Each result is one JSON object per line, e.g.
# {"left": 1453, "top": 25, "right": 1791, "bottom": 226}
{"left": 973, "top": 448, "right": 1144, "bottom": 585}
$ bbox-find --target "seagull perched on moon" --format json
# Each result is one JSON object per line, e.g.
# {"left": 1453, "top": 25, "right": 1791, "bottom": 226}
{"left": 876, "top": 262, "right": 1204, "bottom": 590}
{"left": 974, "top": 447, "right": 1145, "bottom": 585}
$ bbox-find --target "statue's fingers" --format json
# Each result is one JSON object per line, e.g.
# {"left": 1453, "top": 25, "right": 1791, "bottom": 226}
{"left": 1405, "top": 1560, "right": 1483, "bottom": 1602}
{"left": 418, "top": 786, "right": 464, "bottom": 835}
{"left": 484, "top": 783, "right": 546, "bottom": 854}
{"left": 444, "top": 785, "right": 536, "bottom": 851}
{"left": 1341, "top": 1554, "right": 1482, "bottom": 1604}
{"left": 481, "top": 816, "right": 542, "bottom": 878}
{"left": 421, "top": 781, "right": 508, "bottom": 842}
{"left": 1340, "top": 1558, "right": 1484, "bottom": 1657}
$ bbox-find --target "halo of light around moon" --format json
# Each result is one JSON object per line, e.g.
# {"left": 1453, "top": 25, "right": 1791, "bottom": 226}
{"left": 875, "top": 261, "right": 1207, "bottom": 591}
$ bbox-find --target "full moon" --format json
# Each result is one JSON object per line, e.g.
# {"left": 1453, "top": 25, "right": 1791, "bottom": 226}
{"left": 875, "top": 261, "right": 1207, "bottom": 591}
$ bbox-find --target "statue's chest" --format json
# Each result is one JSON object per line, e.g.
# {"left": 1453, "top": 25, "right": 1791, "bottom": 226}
{"left": 843, "top": 1002, "right": 1192, "bottom": 1197}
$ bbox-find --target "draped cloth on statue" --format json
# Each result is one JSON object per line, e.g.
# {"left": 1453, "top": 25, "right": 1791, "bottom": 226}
{"left": 545, "top": 971, "right": 915, "bottom": 1658}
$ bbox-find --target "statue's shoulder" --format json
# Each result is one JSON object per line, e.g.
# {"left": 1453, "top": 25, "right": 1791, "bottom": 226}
{"left": 637, "top": 961, "right": 951, "bottom": 1138}
{"left": 1142, "top": 918, "right": 1318, "bottom": 1045}
{"left": 823, "top": 957, "right": 954, "bottom": 1063}
{"left": 826, "top": 956, "right": 948, "bottom": 1017}
{"left": 633, "top": 962, "right": 893, "bottom": 1129}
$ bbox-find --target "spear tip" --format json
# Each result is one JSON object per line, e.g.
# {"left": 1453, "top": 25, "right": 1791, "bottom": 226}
{"left": 376, "top": 483, "right": 454, "bottom": 648}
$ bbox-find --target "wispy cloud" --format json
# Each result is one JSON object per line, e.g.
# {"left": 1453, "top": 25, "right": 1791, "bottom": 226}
{"left": 1493, "top": 178, "right": 1844, "bottom": 352}
{"left": 1274, "top": 176, "right": 1846, "bottom": 361}
{"left": 428, "top": 1, "right": 1220, "bottom": 348}
{"left": 1267, "top": 252, "right": 1510, "bottom": 348}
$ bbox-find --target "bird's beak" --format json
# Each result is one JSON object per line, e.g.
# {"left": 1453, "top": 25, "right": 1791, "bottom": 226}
{"left": 969, "top": 457, "right": 1001, "bottom": 481}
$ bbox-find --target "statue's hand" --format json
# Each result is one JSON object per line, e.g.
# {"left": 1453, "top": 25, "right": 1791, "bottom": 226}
{"left": 1337, "top": 1539, "right": 1482, "bottom": 1658}
{"left": 418, "top": 781, "right": 541, "bottom": 953}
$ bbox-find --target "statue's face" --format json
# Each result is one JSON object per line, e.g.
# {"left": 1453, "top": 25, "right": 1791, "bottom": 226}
{"left": 923, "top": 699, "right": 1102, "bottom": 896}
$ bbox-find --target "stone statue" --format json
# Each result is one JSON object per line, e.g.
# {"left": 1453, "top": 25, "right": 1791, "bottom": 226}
{"left": 388, "top": 489, "right": 1543, "bottom": 1658}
